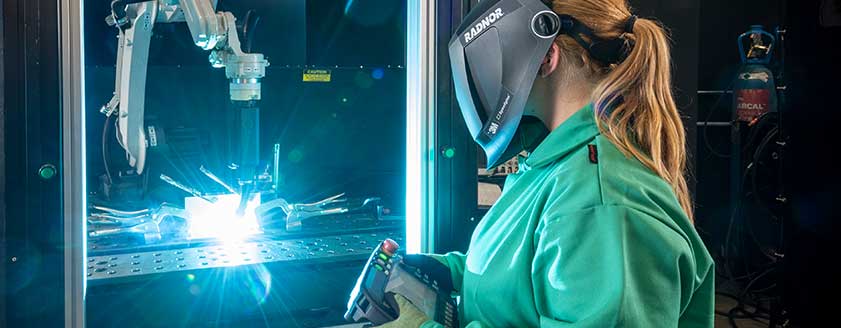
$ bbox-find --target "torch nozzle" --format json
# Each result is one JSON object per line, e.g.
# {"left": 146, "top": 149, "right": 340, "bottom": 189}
{"left": 236, "top": 183, "right": 253, "bottom": 216}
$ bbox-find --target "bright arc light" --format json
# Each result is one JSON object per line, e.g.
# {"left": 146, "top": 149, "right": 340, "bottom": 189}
{"left": 185, "top": 193, "right": 262, "bottom": 243}
{"left": 405, "top": 0, "right": 423, "bottom": 254}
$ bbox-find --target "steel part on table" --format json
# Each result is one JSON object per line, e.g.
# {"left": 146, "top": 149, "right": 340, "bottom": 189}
{"left": 88, "top": 203, "right": 190, "bottom": 245}
{"left": 256, "top": 194, "right": 384, "bottom": 232}
{"left": 88, "top": 211, "right": 399, "bottom": 252}
{"left": 86, "top": 231, "right": 404, "bottom": 282}
{"left": 256, "top": 194, "right": 341, "bottom": 231}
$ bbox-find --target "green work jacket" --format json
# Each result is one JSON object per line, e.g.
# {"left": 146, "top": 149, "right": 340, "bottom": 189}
{"left": 422, "top": 104, "right": 714, "bottom": 328}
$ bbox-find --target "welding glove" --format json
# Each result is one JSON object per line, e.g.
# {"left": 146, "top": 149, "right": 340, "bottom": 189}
{"left": 402, "top": 254, "right": 455, "bottom": 294}
{"left": 374, "top": 294, "right": 431, "bottom": 328}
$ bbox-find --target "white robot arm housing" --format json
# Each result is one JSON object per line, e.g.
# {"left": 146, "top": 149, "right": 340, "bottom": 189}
{"left": 101, "top": 0, "right": 269, "bottom": 174}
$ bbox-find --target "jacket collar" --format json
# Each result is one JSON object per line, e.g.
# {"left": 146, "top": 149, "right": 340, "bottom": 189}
{"left": 524, "top": 103, "right": 600, "bottom": 169}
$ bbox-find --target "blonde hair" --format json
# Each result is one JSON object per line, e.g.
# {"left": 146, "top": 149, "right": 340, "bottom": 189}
{"left": 549, "top": 0, "right": 694, "bottom": 220}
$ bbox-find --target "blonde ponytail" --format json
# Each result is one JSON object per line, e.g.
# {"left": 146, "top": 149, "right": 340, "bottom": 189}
{"left": 550, "top": 0, "right": 694, "bottom": 220}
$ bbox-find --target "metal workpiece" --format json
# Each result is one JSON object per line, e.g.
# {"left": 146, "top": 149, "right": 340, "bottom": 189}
{"left": 88, "top": 203, "right": 190, "bottom": 245}
{"left": 256, "top": 195, "right": 343, "bottom": 232}
{"left": 88, "top": 213, "right": 151, "bottom": 226}
{"left": 255, "top": 194, "right": 385, "bottom": 232}
{"left": 286, "top": 207, "right": 349, "bottom": 232}
{"left": 86, "top": 233, "right": 405, "bottom": 282}
{"left": 89, "top": 222, "right": 164, "bottom": 244}
{"left": 88, "top": 212, "right": 400, "bottom": 252}
{"left": 91, "top": 205, "right": 150, "bottom": 216}
{"left": 199, "top": 165, "right": 237, "bottom": 194}
{"left": 160, "top": 173, "right": 217, "bottom": 202}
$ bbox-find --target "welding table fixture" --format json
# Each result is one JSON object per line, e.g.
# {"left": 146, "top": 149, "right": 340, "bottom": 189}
{"left": 88, "top": 203, "right": 189, "bottom": 244}
{"left": 99, "top": 0, "right": 269, "bottom": 214}
{"left": 255, "top": 193, "right": 386, "bottom": 232}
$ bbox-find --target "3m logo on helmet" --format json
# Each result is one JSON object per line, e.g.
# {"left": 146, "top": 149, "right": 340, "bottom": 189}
{"left": 464, "top": 8, "right": 504, "bottom": 43}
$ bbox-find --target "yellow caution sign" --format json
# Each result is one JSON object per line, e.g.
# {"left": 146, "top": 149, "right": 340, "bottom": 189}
{"left": 303, "top": 69, "right": 332, "bottom": 82}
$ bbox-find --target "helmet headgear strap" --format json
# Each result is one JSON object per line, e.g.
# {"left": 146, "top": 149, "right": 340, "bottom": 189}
{"left": 556, "top": 14, "right": 637, "bottom": 65}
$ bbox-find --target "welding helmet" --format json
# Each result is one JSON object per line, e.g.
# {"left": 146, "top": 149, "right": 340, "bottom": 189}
{"left": 449, "top": 0, "right": 635, "bottom": 168}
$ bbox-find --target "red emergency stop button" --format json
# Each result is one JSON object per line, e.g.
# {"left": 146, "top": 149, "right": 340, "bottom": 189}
{"left": 381, "top": 239, "right": 399, "bottom": 256}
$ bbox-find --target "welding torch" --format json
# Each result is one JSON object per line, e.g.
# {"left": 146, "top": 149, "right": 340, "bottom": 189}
{"left": 234, "top": 99, "right": 260, "bottom": 216}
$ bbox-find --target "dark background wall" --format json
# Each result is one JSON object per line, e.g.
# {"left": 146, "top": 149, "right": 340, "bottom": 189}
{"left": 781, "top": 2, "right": 841, "bottom": 323}
{"left": 695, "top": 0, "right": 841, "bottom": 325}
{"left": 0, "top": 0, "right": 6, "bottom": 324}
{"left": 1, "top": 0, "right": 64, "bottom": 326}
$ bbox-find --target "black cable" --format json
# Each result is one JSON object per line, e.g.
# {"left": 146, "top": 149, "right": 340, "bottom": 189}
{"left": 717, "top": 291, "right": 741, "bottom": 300}
{"left": 721, "top": 208, "right": 738, "bottom": 282}
{"left": 717, "top": 291, "right": 774, "bottom": 322}
{"left": 719, "top": 305, "right": 773, "bottom": 327}
{"left": 103, "top": 115, "right": 115, "bottom": 185}
{"left": 110, "top": 0, "right": 128, "bottom": 29}
{"left": 721, "top": 161, "right": 754, "bottom": 283}
{"left": 722, "top": 168, "right": 750, "bottom": 273}
{"left": 715, "top": 310, "right": 730, "bottom": 316}
{"left": 701, "top": 77, "right": 738, "bottom": 158}
{"left": 752, "top": 283, "right": 777, "bottom": 294}
{"left": 243, "top": 10, "right": 253, "bottom": 51}
{"left": 749, "top": 126, "right": 781, "bottom": 208}
{"left": 242, "top": 10, "right": 261, "bottom": 53}
{"left": 720, "top": 121, "right": 785, "bottom": 287}
{"left": 738, "top": 306, "right": 772, "bottom": 321}
{"left": 739, "top": 266, "right": 776, "bottom": 302}
{"left": 740, "top": 112, "right": 776, "bottom": 153}
{"left": 716, "top": 309, "right": 772, "bottom": 321}
{"left": 728, "top": 307, "right": 741, "bottom": 328}
{"left": 724, "top": 188, "right": 784, "bottom": 327}
{"left": 730, "top": 282, "right": 776, "bottom": 326}
{"left": 719, "top": 259, "right": 777, "bottom": 288}
{"left": 745, "top": 127, "right": 782, "bottom": 261}
{"left": 142, "top": 161, "right": 151, "bottom": 196}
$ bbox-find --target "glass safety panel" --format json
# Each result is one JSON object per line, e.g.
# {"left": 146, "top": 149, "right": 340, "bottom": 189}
{"left": 81, "top": 1, "right": 407, "bottom": 326}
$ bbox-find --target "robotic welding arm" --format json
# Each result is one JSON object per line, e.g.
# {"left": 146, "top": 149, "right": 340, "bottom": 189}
{"left": 100, "top": 0, "right": 269, "bottom": 177}
{"left": 177, "top": 0, "right": 225, "bottom": 50}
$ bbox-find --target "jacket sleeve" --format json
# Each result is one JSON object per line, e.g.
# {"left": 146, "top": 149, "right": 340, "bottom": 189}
{"left": 529, "top": 205, "right": 711, "bottom": 327}
{"left": 420, "top": 320, "right": 488, "bottom": 328}
{"left": 418, "top": 252, "right": 470, "bottom": 328}
{"left": 425, "top": 252, "right": 467, "bottom": 294}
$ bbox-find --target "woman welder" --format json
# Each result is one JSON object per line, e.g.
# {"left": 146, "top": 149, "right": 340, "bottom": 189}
{"left": 381, "top": 0, "right": 714, "bottom": 326}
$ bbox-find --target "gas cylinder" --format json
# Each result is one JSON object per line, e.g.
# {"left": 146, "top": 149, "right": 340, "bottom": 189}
{"left": 733, "top": 25, "right": 778, "bottom": 124}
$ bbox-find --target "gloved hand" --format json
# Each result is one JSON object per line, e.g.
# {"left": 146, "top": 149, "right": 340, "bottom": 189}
{"left": 402, "top": 254, "right": 454, "bottom": 293}
{"left": 373, "top": 294, "right": 430, "bottom": 328}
